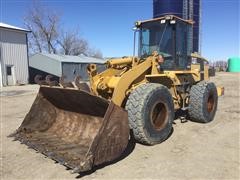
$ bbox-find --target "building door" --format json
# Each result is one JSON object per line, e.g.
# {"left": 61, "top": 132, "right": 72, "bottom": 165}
{"left": 6, "top": 65, "right": 15, "bottom": 85}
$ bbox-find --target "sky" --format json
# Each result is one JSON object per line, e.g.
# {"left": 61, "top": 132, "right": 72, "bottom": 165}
{"left": 0, "top": 0, "right": 239, "bottom": 61}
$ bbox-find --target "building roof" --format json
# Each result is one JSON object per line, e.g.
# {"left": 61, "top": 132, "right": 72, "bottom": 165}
{"left": 36, "top": 53, "right": 106, "bottom": 64}
{"left": 0, "top": 22, "right": 30, "bottom": 33}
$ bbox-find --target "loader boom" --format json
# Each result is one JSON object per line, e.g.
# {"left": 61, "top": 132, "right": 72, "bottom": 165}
{"left": 88, "top": 55, "right": 161, "bottom": 106}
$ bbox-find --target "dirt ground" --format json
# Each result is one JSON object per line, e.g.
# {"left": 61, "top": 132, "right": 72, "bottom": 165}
{"left": 1, "top": 72, "right": 239, "bottom": 179}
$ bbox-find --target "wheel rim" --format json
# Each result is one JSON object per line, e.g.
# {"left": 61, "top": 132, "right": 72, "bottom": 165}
{"left": 150, "top": 102, "right": 168, "bottom": 131}
{"left": 207, "top": 93, "right": 215, "bottom": 113}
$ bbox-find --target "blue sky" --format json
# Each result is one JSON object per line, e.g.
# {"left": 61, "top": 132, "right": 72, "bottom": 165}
{"left": 0, "top": 0, "right": 239, "bottom": 61}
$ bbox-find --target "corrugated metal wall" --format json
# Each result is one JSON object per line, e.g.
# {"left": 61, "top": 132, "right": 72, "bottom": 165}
{"left": 62, "top": 63, "right": 92, "bottom": 81}
{"left": 0, "top": 28, "right": 29, "bottom": 86}
{"left": 62, "top": 62, "right": 106, "bottom": 82}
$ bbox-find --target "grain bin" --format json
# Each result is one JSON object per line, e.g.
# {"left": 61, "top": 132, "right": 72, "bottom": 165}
{"left": 228, "top": 57, "right": 240, "bottom": 72}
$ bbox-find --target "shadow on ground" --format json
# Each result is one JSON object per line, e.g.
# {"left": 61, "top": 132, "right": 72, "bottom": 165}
{"left": 174, "top": 109, "right": 189, "bottom": 123}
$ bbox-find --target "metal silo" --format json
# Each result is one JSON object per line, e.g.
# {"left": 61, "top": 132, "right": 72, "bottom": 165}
{"left": 192, "top": 0, "right": 200, "bottom": 53}
{"left": 153, "top": 0, "right": 183, "bottom": 18}
{"left": 153, "top": 0, "right": 201, "bottom": 53}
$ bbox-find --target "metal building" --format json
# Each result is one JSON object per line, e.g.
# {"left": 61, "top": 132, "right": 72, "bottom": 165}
{"left": 0, "top": 22, "right": 30, "bottom": 87}
{"left": 29, "top": 53, "right": 106, "bottom": 83}
{"left": 153, "top": 0, "right": 201, "bottom": 53}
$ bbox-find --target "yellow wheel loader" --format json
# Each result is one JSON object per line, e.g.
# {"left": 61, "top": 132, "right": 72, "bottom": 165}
{"left": 12, "top": 15, "right": 223, "bottom": 173}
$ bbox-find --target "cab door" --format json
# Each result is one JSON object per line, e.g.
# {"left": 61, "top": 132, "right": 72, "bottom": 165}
{"left": 175, "top": 21, "right": 189, "bottom": 70}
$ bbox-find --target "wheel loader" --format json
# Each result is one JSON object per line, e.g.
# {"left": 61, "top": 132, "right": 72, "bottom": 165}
{"left": 12, "top": 15, "right": 224, "bottom": 173}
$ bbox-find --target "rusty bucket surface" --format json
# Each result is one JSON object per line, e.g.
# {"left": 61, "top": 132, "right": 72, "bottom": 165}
{"left": 12, "top": 86, "right": 129, "bottom": 172}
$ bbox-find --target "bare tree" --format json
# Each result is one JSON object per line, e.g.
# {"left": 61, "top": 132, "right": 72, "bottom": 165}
{"left": 87, "top": 48, "right": 103, "bottom": 58}
{"left": 25, "top": 1, "right": 103, "bottom": 58}
{"left": 57, "top": 30, "right": 89, "bottom": 55}
{"left": 25, "top": 2, "right": 59, "bottom": 54}
{"left": 57, "top": 30, "right": 103, "bottom": 58}
{"left": 26, "top": 25, "right": 42, "bottom": 53}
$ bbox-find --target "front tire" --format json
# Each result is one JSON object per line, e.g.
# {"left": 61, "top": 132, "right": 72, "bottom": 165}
{"left": 188, "top": 82, "right": 218, "bottom": 123}
{"left": 125, "top": 83, "right": 174, "bottom": 145}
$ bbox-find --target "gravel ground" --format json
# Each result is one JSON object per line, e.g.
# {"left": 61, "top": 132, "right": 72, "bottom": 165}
{"left": 1, "top": 72, "right": 239, "bottom": 179}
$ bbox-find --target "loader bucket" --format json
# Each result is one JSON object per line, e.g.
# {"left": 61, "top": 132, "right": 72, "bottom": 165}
{"left": 12, "top": 86, "right": 129, "bottom": 172}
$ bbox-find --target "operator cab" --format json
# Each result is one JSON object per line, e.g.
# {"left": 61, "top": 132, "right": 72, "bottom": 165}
{"left": 135, "top": 15, "right": 193, "bottom": 70}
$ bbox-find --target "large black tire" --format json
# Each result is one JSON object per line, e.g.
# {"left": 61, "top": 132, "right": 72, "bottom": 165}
{"left": 188, "top": 81, "right": 218, "bottom": 123}
{"left": 125, "top": 83, "right": 174, "bottom": 145}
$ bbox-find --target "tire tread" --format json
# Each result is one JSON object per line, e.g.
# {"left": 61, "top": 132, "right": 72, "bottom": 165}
{"left": 189, "top": 81, "right": 218, "bottom": 123}
{"left": 126, "top": 83, "right": 173, "bottom": 145}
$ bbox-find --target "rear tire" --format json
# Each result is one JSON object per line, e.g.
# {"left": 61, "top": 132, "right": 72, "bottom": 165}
{"left": 125, "top": 83, "right": 174, "bottom": 145}
{"left": 188, "top": 81, "right": 218, "bottom": 123}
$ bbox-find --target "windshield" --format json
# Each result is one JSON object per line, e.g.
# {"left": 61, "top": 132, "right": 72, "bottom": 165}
{"left": 139, "top": 21, "right": 174, "bottom": 58}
